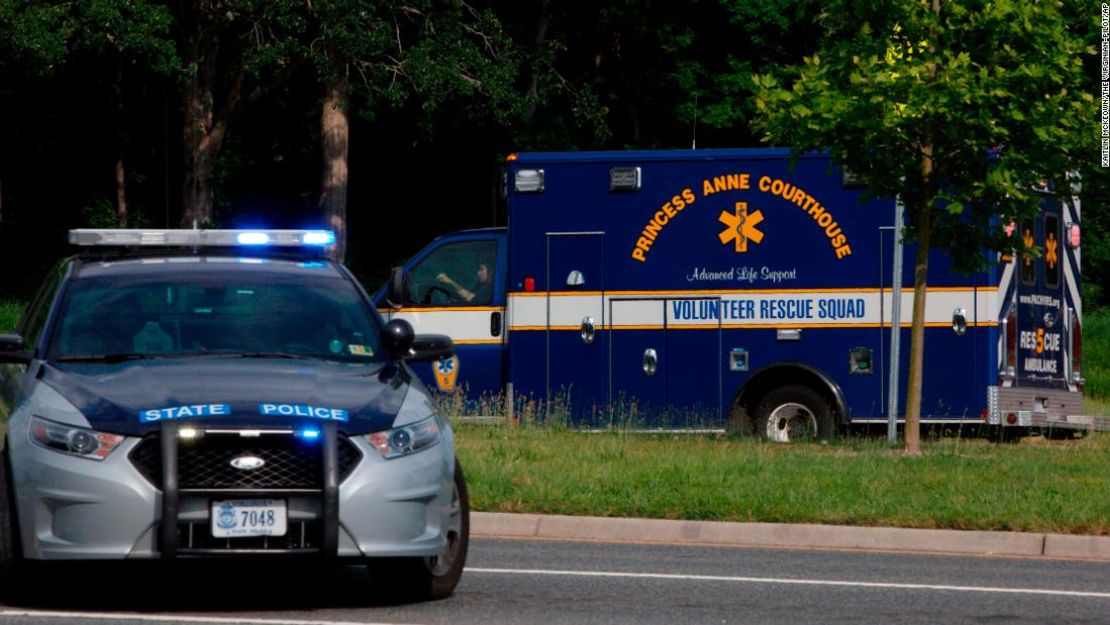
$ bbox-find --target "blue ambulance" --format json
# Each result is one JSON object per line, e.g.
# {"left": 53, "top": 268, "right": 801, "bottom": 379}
{"left": 379, "top": 149, "right": 1086, "bottom": 441}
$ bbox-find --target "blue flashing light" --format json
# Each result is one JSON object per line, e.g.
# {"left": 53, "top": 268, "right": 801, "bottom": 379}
{"left": 302, "top": 231, "right": 335, "bottom": 246}
{"left": 237, "top": 232, "right": 271, "bottom": 245}
{"left": 298, "top": 428, "right": 322, "bottom": 440}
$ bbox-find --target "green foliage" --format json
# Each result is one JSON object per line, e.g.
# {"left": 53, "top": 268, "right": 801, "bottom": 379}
{"left": 306, "top": 0, "right": 521, "bottom": 126}
{"left": 1085, "top": 309, "right": 1110, "bottom": 402}
{"left": 0, "top": 301, "right": 22, "bottom": 333}
{"left": 0, "top": 0, "right": 177, "bottom": 75}
{"left": 752, "top": 0, "right": 1094, "bottom": 272}
{"left": 696, "top": 0, "right": 826, "bottom": 134}
{"left": 457, "top": 425, "right": 1110, "bottom": 534}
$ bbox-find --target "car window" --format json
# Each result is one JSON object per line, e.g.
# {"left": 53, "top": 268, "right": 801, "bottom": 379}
{"left": 1020, "top": 219, "right": 1036, "bottom": 286}
{"left": 18, "top": 261, "right": 66, "bottom": 353}
{"left": 49, "top": 273, "right": 384, "bottom": 362}
{"left": 406, "top": 240, "right": 497, "bottom": 306}
{"left": 1044, "top": 214, "right": 1060, "bottom": 289}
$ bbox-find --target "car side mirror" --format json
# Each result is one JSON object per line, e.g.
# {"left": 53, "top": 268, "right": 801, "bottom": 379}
{"left": 386, "top": 266, "right": 408, "bottom": 309}
{"left": 408, "top": 334, "right": 455, "bottom": 363}
{"left": 0, "top": 334, "right": 32, "bottom": 364}
{"left": 381, "top": 319, "right": 415, "bottom": 359}
{"left": 381, "top": 320, "right": 455, "bottom": 362}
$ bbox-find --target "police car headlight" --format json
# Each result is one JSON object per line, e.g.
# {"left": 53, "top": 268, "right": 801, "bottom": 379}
{"left": 30, "top": 416, "right": 124, "bottom": 461}
{"left": 366, "top": 417, "right": 441, "bottom": 460}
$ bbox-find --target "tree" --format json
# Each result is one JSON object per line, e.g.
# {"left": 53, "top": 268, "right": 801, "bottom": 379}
{"left": 307, "top": 0, "right": 519, "bottom": 261}
{"left": 0, "top": 0, "right": 176, "bottom": 226}
{"left": 168, "top": 0, "right": 308, "bottom": 227}
{"left": 752, "top": 0, "right": 1094, "bottom": 454}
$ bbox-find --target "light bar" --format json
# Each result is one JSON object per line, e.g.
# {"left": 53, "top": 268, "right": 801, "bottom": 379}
{"left": 69, "top": 229, "right": 337, "bottom": 248}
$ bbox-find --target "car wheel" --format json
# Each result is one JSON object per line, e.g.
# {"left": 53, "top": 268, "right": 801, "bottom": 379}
{"left": 0, "top": 448, "right": 26, "bottom": 601}
{"left": 754, "top": 385, "right": 836, "bottom": 443}
{"left": 368, "top": 459, "right": 469, "bottom": 602}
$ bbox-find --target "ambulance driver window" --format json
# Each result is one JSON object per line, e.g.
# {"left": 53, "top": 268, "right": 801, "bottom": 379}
{"left": 1044, "top": 214, "right": 1060, "bottom": 289}
{"left": 1020, "top": 219, "right": 1036, "bottom": 286}
{"left": 407, "top": 240, "right": 497, "bottom": 306}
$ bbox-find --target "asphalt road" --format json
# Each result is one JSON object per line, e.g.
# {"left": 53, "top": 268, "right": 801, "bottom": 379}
{"left": 1, "top": 538, "right": 1107, "bottom": 625}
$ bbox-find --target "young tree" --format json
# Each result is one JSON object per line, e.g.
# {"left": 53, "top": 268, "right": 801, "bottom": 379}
{"left": 752, "top": 0, "right": 1094, "bottom": 454}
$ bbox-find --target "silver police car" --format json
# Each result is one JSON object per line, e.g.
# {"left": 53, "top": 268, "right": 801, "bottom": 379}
{"left": 0, "top": 229, "right": 468, "bottom": 601}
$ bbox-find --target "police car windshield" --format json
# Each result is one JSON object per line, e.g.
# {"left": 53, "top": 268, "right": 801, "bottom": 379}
{"left": 49, "top": 262, "right": 384, "bottom": 363}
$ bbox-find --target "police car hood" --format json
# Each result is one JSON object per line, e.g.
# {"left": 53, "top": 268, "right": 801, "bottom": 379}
{"left": 39, "top": 358, "right": 411, "bottom": 436}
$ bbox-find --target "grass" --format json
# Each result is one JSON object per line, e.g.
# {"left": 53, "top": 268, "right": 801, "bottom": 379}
{"left": 455, "top": 425, "right": 1110, "bottom": 535}
{"left": 1084, "top": 308, "right": 1110, "bottom": 402}
{"left": 454, "top": 307, "right": 1110, "bottom": 536}
{"left": 0, "top": 300, "right": 23, "bottom": 333}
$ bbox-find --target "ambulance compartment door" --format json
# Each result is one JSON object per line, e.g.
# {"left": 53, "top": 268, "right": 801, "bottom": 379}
{"left": 608, "top": 297, "right": 723, "bottom": 426}
{"left": 546, "top": 232, "right": 607, "bottom": 424}
{"left": 883, "top": 227, "right": 980, "bottom": 420}
{"left": 1015, "top": 214, "right": 1067, "bottom": 388}
{"left": 609, "top": 298, "right": 665, "bottom": 423}
{"left": 663, "top": 296, "right": 723, "bottom": 425}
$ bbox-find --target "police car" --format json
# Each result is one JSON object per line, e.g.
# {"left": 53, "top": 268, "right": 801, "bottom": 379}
{"left": 0, "top": 229, "right": 468, "bottom": 601}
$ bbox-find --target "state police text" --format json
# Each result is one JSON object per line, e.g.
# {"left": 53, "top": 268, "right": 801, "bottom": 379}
{"left": 671, "top": 297, "right": 866, "bottom": 321}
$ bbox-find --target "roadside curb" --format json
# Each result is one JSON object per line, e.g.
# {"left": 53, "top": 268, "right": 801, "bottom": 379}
{"left": 472, "top": 512, "right": 1110, "bottom": 561}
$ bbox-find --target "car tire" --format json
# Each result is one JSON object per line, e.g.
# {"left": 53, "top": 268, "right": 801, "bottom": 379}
{"left": 754, "top": 385, "right": 837, "bottom": 443}
{"left": 0, "top": 448, "right": 26, "bottom": 602}
{"left": 368, "top": 459, "right": 470, "bottom": 602}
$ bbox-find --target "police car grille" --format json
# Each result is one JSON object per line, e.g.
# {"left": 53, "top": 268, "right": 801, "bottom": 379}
{"left": 130, "top": 434, "right": 362, "bottom": 490}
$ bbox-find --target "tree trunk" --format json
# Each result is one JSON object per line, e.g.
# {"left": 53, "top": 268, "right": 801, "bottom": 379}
{"left": 181, "top": 75, "right": 220, "bottom": 227}
{"left": 903, "top": 197, "right": 930, "bottom": 456}
{"left": 115, "top": 157, "right": 128, "bottom": 227}
{"left": 901, "top": 0, "right": 942, "bottom": 456}
{"left": 319, "top": 73, "right": 350, "bottom": 263}
{"left": 524, "top": 0, "right": 552, "bottom": 120}
{"left": 177, "top": 6, "right": 236, "bottom": 229}
{"left": 114, "top": 62, "right": 128, "bottom": 228}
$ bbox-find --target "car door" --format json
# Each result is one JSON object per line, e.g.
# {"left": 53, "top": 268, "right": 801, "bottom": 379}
{"left": 382, "top": 236, "right": 506, "bottom": 399}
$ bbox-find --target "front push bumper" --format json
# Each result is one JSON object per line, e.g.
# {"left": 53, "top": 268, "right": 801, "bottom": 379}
{"left": 9, "top": 420, "right": 455, "bottom": 560}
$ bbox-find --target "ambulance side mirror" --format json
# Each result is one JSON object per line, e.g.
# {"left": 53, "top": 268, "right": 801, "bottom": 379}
{"left": 386, "top": 266, "right": 408, "bottom": 309}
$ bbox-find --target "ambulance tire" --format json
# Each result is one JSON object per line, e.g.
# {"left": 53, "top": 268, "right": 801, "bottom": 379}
{"left": 754, "top": 386, "right": 837, "bottom": 443}
{"left": 368, "top": 459, "right": 469, "bottom": 603}
{"left": 1042, "top": 427, "right": 1082, "bottom": 441}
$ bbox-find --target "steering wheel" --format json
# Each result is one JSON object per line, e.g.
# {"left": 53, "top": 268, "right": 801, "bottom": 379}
{"left": 422, "top": 285, "right": 453, "bottom": 305}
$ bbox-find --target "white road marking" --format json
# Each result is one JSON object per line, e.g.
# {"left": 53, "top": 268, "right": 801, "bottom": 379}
{"left": 0, "top": 611, "right": 414, "bottom": 625}
{"left": 467, "top": 567, "right": 1110, "bottom": 599}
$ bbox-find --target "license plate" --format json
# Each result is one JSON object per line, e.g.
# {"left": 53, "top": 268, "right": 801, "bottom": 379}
{"left": 211, "top": 499, "right": 287, "bottom": 538}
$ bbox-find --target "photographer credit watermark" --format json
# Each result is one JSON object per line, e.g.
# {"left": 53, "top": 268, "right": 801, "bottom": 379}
{"left": 1102, "top": 4, "right": 1109, "bottom": 166}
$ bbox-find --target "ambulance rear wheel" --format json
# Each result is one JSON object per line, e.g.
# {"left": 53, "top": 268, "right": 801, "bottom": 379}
{"left": 754, "top": 386, "right": 836, "bottom": 443}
